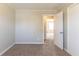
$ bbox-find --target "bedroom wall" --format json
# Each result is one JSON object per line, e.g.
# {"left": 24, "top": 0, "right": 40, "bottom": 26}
{"left": 15, "top": 9, "right": 56, "bottom": 44}
{"left": 15, "top": 9, "right": 44, "bottom": 44}
{"left": 0, "top": 4, "right": 15, "bottom": 55}
{"left": 67, "top": 4, "right": 79, "bottom": 55}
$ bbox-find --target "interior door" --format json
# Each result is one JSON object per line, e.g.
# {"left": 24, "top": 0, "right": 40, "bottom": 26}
{"left": 54, "top": 11, "right": 63, "bottom": 49}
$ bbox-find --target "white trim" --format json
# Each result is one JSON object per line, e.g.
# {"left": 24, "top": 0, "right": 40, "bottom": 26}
{"left": 55, "top": 42, "right": 63, "bottom": 50}
{"left": 67, "top": 7, "right": 69, "bottom": 53}
{"left": 42, "top": 13, "right": 55, "bottom": 16}
{"left": 15, "top": 42, "right": 44, "bottom": 44}
{"left": 15, "top": 9, "right": 57, "bottom": 12}
{"left": 64, "top": 48, "right": 72, "bottom": 56}
{"left": 68, "top": 3, "right": 79, "bottom": 8}
{"left": 0, "top": 43, "right": 15, "bottom": 56}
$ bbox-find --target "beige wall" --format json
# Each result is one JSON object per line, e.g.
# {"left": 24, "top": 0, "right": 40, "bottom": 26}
{"left": 61, "top": 4, "right": 79, "bottom": 56}
{"left": 67, "top": 4, "right": 79, "bottom": 55}
{"left": 15, "top": 9, "right": 44, "bottom": 44}
{"left": 0, "top": 4, "right": 15, "bottom": 55}
{"left": 15, "top": 9, "right": 55, "bottom": 44}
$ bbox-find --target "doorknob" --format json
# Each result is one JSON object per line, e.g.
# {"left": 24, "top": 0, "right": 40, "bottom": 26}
{"left": 60, "top": 32, "right": 63, "bottom": 34}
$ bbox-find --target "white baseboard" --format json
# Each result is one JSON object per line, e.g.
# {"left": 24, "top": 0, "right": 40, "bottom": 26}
{"left": 0, "top": 43, "right": 15, "bottom": 56}
{"left": 54, "top": 42, "right": 63, "bottom": 50}
{"left": 64, "top": 48, "right": 72, "bottom": 56}
{"left": 15, "top": 42, "right": 44, "bottom": 44}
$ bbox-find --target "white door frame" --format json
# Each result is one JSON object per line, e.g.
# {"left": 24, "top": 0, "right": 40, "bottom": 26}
{"left": 42, "top": 14, "right": 55, "bottom": 43}
{"left": 54, "top": 11, "right": 64, "bottom": 49}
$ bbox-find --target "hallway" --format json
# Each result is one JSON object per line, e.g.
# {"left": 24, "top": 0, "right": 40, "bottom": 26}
{"left": 2, "top": 40, "right": 70, "bottom": 56}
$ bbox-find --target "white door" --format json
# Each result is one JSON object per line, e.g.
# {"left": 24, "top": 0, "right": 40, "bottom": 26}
{"left": 54, "top": 11, "right": 63, "bottom": 49}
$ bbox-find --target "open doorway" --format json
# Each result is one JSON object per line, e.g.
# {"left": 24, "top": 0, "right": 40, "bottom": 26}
{"left": 43, "top": 12, "right": 63, "bottom": 49}
{"left": 43, "top": 15, "right": 55, "bottom": 41}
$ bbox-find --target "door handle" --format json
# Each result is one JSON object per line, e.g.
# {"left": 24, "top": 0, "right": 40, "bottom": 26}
{"left": 60, "top": 32, "right": 63, "bottom": 34}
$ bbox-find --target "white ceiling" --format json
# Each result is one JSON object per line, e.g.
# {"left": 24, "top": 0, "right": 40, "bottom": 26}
{"left": 7, "top": 3, "right": 72, "bottom": 11}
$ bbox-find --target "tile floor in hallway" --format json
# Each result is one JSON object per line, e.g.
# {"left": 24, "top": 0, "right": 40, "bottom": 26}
{"left": 2, "top": 40, "right": 70, "bottom": 56}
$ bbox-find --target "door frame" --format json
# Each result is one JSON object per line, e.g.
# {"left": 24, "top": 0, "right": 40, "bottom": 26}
{"left": 42, "top": 14, "right": 55, "bottom": 43}
{"left": 54, "top": 11, "right": 64, "bottom": 49}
